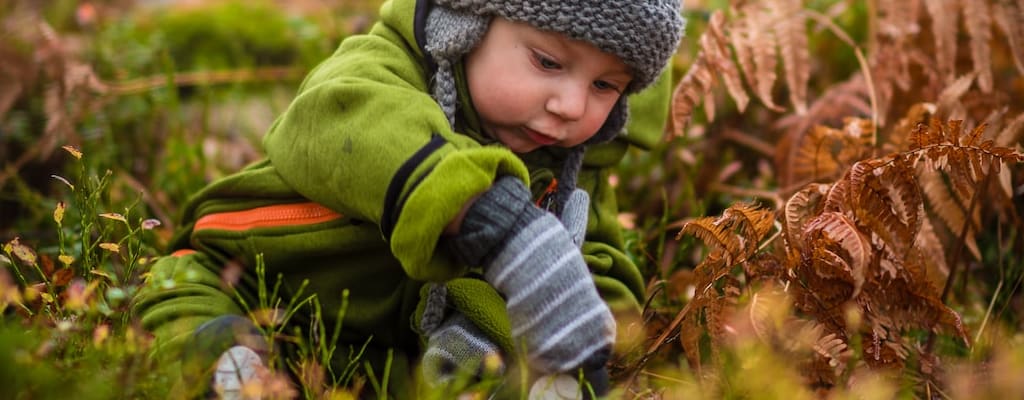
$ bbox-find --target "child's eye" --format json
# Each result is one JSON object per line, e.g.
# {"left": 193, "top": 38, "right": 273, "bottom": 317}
{"left": 593, "top": 80, "right": 621, "bottom": 92}
{"left": 533, "top": 52, "right": 561, "bottom": 70}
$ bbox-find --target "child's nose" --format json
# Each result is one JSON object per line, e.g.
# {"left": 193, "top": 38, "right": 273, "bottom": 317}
{"left": 545, "top": 83, "right": 587, "bottom": 122}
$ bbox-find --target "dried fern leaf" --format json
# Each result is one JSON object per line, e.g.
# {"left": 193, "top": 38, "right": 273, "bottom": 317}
{"left": 887, "top": 103, "right": 936, "bottom": 153}
{"left": 678, "top": 215, "right": 743, "bottom": 264}
{"left": 823, "top": 173, "right": 853, "bottom": 213}
{"left": 790, "top": 125, "right": 844, "bottom": 184}
{"left": 805, "top": 212, "right": 871, "bottom": 297}
{"left": 919, "top": 167, "right": 982, "bottom": 260}
{"left": 669, "top": 11, "right": 727, "bottom": 137}
{"left": 748, "top": 3, "right": 784, "bottom": 111}
{"left": 848, "top": 160, "right": 918, "bottom": 257}
{"left": 775, "top": 78, "right": 871, "bottom": 189}
{"left": 770, "top": 0, "right": 810, "bottom": 114}
{"left": 707, "top": 10, "right": 750, "bottom": 113}
{"left": 992, "top": 0, "right": 1024, "bottom": 75}
{"left": 877, "top": 0, "right": 922, "bottom": 38}
{"left": 914, "top": 217, "right": 949, "bottom": 291}
{"left": 923, "top": 0, "right": 960, "bottom": 82}
{"left": 784, "top": 183, "right": 830, "bottom": 250}
{"left": 936, "top": 73, "right": 976, "bottom": 122}
{"left": 723, "top": 203, "right": 776, "bottom": 247}
{"left": 878, "top": 155, "right": 925, "bottom": 239}
{"left": 679, "top": 274, "right": 741, "bottom": 370}
{"left": 962, "top": 0, "right": 994, "bottom": 92}
{"left": 729, "top": 4, "right": 758, "bottom": 94}
{"left": 995, "top": 112, "right": 1024, "bottom": 147}
{"left": 876, "top": 0, "right": 920, "bottom": 92}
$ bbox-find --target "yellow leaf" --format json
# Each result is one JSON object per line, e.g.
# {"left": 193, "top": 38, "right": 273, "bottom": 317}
{"left": 54, "top": 202, "right": 66, "bottom": 225}
{"left": 51, "top": 175, "right": 75, "bottom": 190}
{"left": 59, "top": 254, "right": 74, "bottom": 267}
{"left": 99, "top": 213, "right": 127, "bottom": 223}
{"left": 98, "top": 243, "right": 120, "bottom": 253}
{"left": 89, "top": 269, "right": 114, "bottom": 281}
{"left": 62, "top": 145, "right": 82, "bottom": 159}
{"left": 7, "top": 238, "right": 37, "bottom": 265}
{"left": 23, "top": 285, "right": 40, "bottom": 302}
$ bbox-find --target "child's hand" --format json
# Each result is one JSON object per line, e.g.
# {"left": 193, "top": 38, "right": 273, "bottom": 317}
{"left": 449, "top": 176, "right": 615, "bottom": 380}
{"left": 421, "top": 312, "right": 505, "bottom": 386}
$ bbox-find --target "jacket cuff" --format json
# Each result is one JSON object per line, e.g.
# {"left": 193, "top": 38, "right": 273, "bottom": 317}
{"left": 449, "top": 176, "right": 548, "bottom": 267}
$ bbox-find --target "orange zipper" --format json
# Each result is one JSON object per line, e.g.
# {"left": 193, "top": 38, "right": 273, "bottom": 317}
{"left": 194, "top": 202, "right": 343, "bottom": 232}
{"left": 170, "top": 249, "right": 197, "bottom": 257}
{"left": 536, "top": 178, "right": 559, "bottom": 207}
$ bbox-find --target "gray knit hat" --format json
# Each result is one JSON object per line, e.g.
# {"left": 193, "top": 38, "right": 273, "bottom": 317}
{"left": 424, "top": 0, "right": 684, "bottom": 214}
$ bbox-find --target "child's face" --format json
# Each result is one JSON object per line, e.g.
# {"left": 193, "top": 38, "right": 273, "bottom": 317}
{"left": 465, "top": 18, "right": 632, "bottom": 154}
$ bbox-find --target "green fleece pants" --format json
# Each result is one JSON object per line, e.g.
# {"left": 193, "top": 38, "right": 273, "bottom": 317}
{"left": 131, "top": 162, "right": 512, "bottom": 399}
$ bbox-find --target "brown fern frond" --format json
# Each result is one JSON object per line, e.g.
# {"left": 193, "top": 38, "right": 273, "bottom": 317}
{"left": 708, "top": 10, "right": 750, "bottom": 113}
{"left": 679, "top": 273, "right": 742, "bottom": 370}
{"left": 723, "top": 202, "right": 776, "bottom": 249}
{"left": 962, "top": 0, "right": 994, "bottom": 93}
{"left": 992, "top": 0, "right": 1024, "bottom": 76}
{"left": 877, "top": 154, "right": 925, "bottom": 240}
{"left": 935, "top": 73, "right": 977, "bottom": 122}
{"left": 677, "top": 215, "right": 743, "bottom": 264}
{"left": 784, "top": 119, "right": 875, "bottom": 193}
{"left": 848, "top": 159, "right": 919, "bottom": 257}
{"left": 769, "top": 0, "right": 810, "bottom": 114}
{"left": 915, "top": 215, "right": 950, "bottom": 291}
{"left": 775, "top": 78, "right": 872, "bottom": 190}
{"left": 789, "top": 125, "right": 845, "bottom": 185}
{"left": 783, "top": 183, "right": 830, "bottom": 252}
{"left": 995, "top": 112, "right": 1024, "bottom": 147}
{"left": 804, "top": 212, "right": 872, "bottom": 297}
{"left": 862, "top": 265, "right": 969, "bottom": 344}
{"left": 823, "top": 173, "right": 853, "bottom": 213}
{"left": 729, "top": 3, "right": 758, "bottom": 97}
{"left": 741, "top": 3, "right": 785, "bottom": 112}
{"left": 878, "top": 0, "right": 922, "bottom": 39}
{"left": 923, "top": 0, "right": 960, "bottom": 83}
{"left": 668, "top": 10, "right": 728, "bottom": 137}
{"left": 886, "top": 102, "right": 936, "bottom": 153}
{"left": 790, "top": 253, "right": 857, "bottom": 327}
{"left": 919, "top": 167, "right": 982, "bottom": 260}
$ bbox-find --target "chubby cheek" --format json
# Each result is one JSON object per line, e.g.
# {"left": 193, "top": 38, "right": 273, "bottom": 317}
{"left": 472, "top": 81, "right": 534, "bottom": 126}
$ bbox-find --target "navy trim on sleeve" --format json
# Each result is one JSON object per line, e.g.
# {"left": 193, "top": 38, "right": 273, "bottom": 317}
{"left": 381, "top": 133, "right": 447, "bottom": 240}
{"left": 414, "top": 0, "right": 437, "bottom": 78}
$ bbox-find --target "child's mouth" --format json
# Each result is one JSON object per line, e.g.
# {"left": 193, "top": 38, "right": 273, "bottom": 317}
{"left": 523, "top": 127, "right": 557, "bottom": 146}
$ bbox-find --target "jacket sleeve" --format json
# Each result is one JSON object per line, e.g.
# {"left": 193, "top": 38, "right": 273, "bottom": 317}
{"left": 262, "top": 23, "right": 528, "bottom": 282}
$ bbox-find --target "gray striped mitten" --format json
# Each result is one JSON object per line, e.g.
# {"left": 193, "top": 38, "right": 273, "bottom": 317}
{"left": 421, "top": 313, "right": 505, "bottom": 385}
{"left": 449, "top": 176, "right": 615, "bottom": 375}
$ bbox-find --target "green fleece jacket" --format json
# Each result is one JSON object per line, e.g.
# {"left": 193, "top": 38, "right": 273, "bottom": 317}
{"left": 132, "top": 0, "right": 671, "bottom": 393}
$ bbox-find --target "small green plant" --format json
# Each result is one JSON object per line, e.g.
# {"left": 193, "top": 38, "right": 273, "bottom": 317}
{"left": 1, "top": 146, "right": 171, "bottom": 398}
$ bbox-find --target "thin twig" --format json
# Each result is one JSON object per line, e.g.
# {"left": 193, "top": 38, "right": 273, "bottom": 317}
{"left": 926, "top": 163, "right": 995, "bottom": 353}
{"left": 105, "top": 66, "right": 304, "bottom": 97}
{"left": 625, "top": 289, "right": 700, "bottom": 389}
{"left": 721, "top": 128, "right": 776, "bottom": 158}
